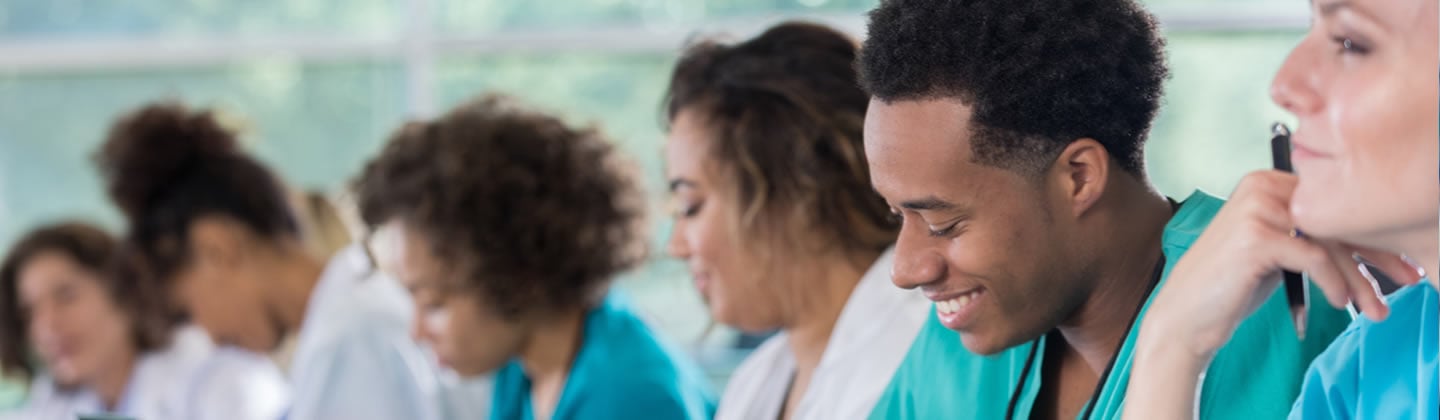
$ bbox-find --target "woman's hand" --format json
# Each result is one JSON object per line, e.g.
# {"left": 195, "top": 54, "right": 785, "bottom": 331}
{"left": 1123, "top": 170, "right": 1424, "bottom": 419}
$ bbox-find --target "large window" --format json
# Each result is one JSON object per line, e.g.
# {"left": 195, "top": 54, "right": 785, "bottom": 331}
{"left": 0, "top": 0, "right": 1311, "bottom": 400}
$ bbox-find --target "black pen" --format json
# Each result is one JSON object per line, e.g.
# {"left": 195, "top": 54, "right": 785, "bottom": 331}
{"left": 1271, "top": 122, "right": 1308, "bottom": 339}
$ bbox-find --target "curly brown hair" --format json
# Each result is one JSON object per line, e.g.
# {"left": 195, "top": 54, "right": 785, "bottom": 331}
{"left": 94, "top": 101, "right": 300, "bottom": 285}
{"left": 0, "top": 223, "right": 178, "bottom": 379}
{"left": 354, "top": 94, "right": 648, "bottom": 319}
{"left": 663, "top": 21, "right": 899, "bottom": 256}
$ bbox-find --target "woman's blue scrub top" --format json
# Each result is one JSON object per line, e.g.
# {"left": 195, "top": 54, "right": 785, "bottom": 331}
{"left": 1289, "top": 283, "right": 1438, "bottom": 420}
{"left": 490, "top": 292, "right": 717, "bottom": 420}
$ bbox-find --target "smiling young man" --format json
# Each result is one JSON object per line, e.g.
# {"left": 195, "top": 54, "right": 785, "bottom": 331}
{"left": 858, "top": 0, "right": 1352, "bottom": 419}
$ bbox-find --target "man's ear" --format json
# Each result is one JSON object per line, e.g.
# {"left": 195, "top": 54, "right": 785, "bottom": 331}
{"left": 1050, "top": 138, "right": 1111, "bottom": 218}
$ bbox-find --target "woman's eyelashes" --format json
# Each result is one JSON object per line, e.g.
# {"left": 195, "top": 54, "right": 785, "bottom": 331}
{"left": 1332, "top": 35, "right": 1372, "bottom": 55}
{"left": 673, "top": 199, "right": 704, "bottom": 219}
{"left": 422, "top": 298, "right": 445, "bottom": 314}
{"left": 414, "top": 289, "right": 445, "bottom": 313}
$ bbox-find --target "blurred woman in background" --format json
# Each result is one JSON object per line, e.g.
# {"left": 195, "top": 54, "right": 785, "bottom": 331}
{"left": 355, "top": 94, "right": 716, "bottom": 420}
{"left": 1125, "top": 0, "right": 1438, "bottom": 418}
{"left": 0, "top": 222, "right": 287, "bottom": 420}
{"left": 93, "top": 101, "right": 487, "bottom": 420}
{"left": 662, "top": 22, "right": 930, "bottom": 419}
{"left": 271, "top": 189, "right": 355, "bottom": 372}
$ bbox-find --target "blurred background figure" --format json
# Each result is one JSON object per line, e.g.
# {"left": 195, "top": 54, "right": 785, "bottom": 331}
{"left": 0, "top": 222, "right": 288, "bottom": 420}
{"left": 662, "top": 21, "right": 927, "bottom": 419}
{"left": 272, "top": 189, "right": 354, "bottom": 372}
{"left": 357, "top": 94, "right": 715, "bottom": 420}
{"left": 93, "top": 101, "right": 488, "bottom": 420}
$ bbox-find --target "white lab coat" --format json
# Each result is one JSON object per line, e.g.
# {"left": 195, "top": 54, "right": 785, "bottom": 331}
{"left": 285, "top": 244, "right": 491, "bottom": 420}
{"left": 715, "top": 248, "right": 929, "bottom": 420}
{"left": 2, "top": 325, "right": 288, "bottom": 420}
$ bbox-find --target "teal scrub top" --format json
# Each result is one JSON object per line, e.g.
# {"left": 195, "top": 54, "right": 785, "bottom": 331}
{"left": 1288, "top": 283, "right": 1439, "bottom": 420}
{"left": 489, "top": 292, "right": 717, "bottom": 420}
{"left": 869, "top": 191, "right": 1354, "bottom": 420}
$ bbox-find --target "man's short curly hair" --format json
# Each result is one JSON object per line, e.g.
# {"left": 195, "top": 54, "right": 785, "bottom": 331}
{"left": 354, "top": 94, "right": 647, "bottom": 319}
{"left": 858, "top": 0, "right": 1168, "bottom": 176}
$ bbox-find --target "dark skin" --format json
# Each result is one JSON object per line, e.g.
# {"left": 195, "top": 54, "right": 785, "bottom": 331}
{"left": 1035, "top": 331, "right": 1100, "bottom": 419}
{"left": 865, "top": 98, "right": 1174, "bottom": 419}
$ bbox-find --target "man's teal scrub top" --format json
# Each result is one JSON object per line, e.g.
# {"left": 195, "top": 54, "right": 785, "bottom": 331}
{"left": 869, "top": 191, "right": 1353, "bottom": 420}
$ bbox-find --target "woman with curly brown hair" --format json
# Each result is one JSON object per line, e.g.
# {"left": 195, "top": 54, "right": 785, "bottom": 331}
{"left": 0, "top": 222, "right": 286, "bottom": 420}
{"left": 354, "top": 94, "right": 716, "bottom": 420}
{"left": 661, "top": 22, "right": 929, "bottom": 420}
{"left": 93, "top": 101, "right": 489, "bottom": 420}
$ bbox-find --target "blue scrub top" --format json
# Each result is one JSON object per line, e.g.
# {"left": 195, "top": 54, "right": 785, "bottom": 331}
{"left": 1289, "top": 283, "right": 1439, "bottom": 420}
{"left": 490, "top": 292, "right": 717, "bottom": 420}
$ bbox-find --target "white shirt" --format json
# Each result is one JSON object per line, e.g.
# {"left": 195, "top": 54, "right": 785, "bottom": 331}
{"left": 716, "top": 248, "right": 929, "bottom": 420}
{"left": 285, "top": 244, "right": 491, "bottom": 420}
{"left": 4, "top": 325, "right": 288, "bottom": 420}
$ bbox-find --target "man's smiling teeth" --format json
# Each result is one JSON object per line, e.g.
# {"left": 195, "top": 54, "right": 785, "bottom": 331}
{"left": 937, "top": 290, "right": 981, "bottom": 314}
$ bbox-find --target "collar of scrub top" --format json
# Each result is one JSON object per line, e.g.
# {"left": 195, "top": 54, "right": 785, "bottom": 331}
{"left": 95, "top": 364, "right": 142, "bottom": 419}
{"left": 359, "top": 232, "right": 380, "bottom": 276}
{"left": 1002, "top": 197, "right": 1180, "bottom": 420}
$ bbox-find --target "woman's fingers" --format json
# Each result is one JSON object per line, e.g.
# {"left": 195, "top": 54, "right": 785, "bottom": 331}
{"left": 1240, "top": 172, "right": 1395, "bottom": 319}
{"left": 1324, "top": 244, "right": 1389, "bottom": 321}
{"left": 1267, "top": 230, "right": 1350, "bottom": 310}
{"left": 1357, "top": 249, "right": 1426, "bottom": 287}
